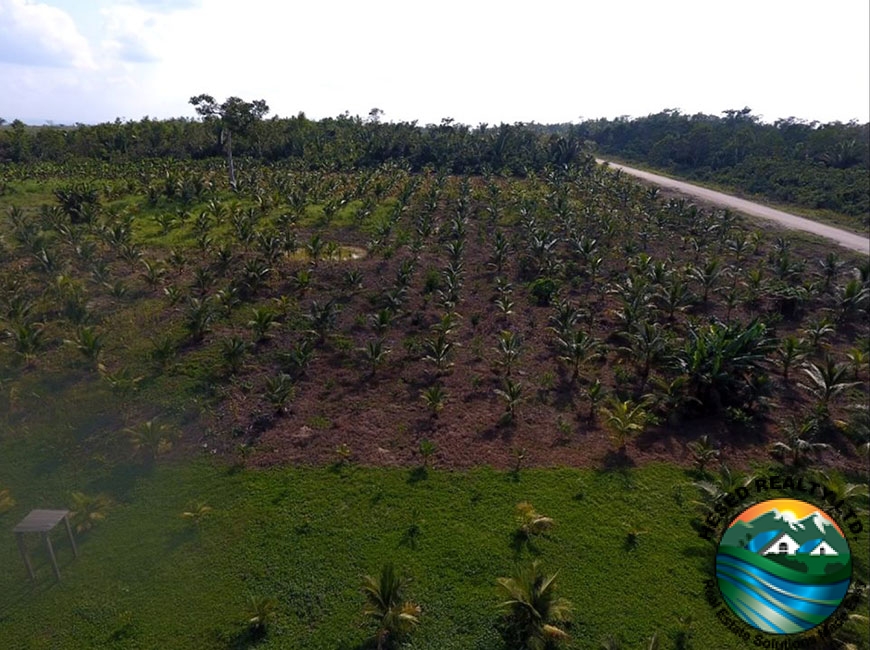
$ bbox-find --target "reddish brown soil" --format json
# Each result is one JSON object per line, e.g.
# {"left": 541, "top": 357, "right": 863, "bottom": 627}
{"left": 191, "top": 197, "right": 869, "bottom": 476}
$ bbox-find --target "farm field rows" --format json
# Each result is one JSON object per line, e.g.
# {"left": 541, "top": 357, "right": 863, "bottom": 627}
{"left": 0, "top": 155, "right": 867, "bottom": 648}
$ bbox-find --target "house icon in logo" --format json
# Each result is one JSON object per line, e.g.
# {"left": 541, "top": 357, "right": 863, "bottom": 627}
{"left": 760, "top": 531, "right": 840, "bottom": 557}
{"left": 761, "top": 532, "right": 800, "bottom": 556}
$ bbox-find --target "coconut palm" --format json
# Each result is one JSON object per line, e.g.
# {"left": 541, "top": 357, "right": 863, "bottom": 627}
{"left": 9, "top": 321, "right": 44, "bottom": 360}
{"left": 248, "top": 306, "right": 277, "bottom": 343}
{"left": 687, "top": 258, "right": 726, "bottom": 305}
{"left": 65, "top": 326, "right": 105, "bottom": 368}
{"left": 423, "top": 333, "right": 455, "bottom": 372}
{"left": 691, "top": 464, "right": 755, "bottom": 520}
{"left": 837, "top": 278, "right": 870, "bottom": 322}
{"left": 264, "top": 373, "right": 294, "bottom": 413}
{"left": 418, "top": 439, "right": 436, "bottom": 467}
{"left": 361, "top": 338, "right": 391, "bottom": 376}
{"left": 420, "top": 384, "right": 446, "bottom": 417}
{"left": 69, "top": 491, "right": 112, "bottom": 534}
{"left": 245, "top": 595, "right": 278, "bottom": 637}
{"left": 515, "top": 502, "right": 554, "bottom": 538}
{"left": 494, "top": 378, "right": 523, "bottom": 421}
{"left": 305, "top": 299, "right": 339, "bottom": 344}
{"left": 126, "top": 418, "right": 174, "bottom": 462}
{"left": 555, "top": 328, "right": 599, "bottom": 382}
{"left": 776, "top": 336, "right": 808, "bottom": 381}
{"left": 369, "top": 309, "right": 394, "bottom": 336}
{"left": 620, "top": 321, "right": 668, "bottom": 387}
{"left": 845, "top": 347, "right": 868, "bottom": 380}
{"left": 770, "top": 418, "right": 831, "bottom": 467}
{"left": 808, "top": 470, "right": 869, "bottom": 516}
{"left": 0, "top": 488, "right": 15, "bottom": 514}
{"left": 184, "top": 297, "right": 215, "bottom": 343}
{"left": 181, "top": 502, "right": 213, "bottom": 528}
{"left": 282, "top": 337, "right": 316, "bottom": 377}
{"left": 361, "top": 563, "right": 421, "bottom": 650}
{"left": 495, "top": 330, "right": 522, "bottom": 376}
{"left": 799, "top": 358, "right": 861, "bottom": 417}
{"left": 687, "top": 435, "right": 720, "bottom": 474}
{"left": 600, "top": 397, "right": 649, "bottom": 451}
{"left": 801, "top": 316, "right": 836, "bottom": 353}
{"left": 497, "top": 560, "right": 572, "bottom": 650}
{"left": 220, "top": 336, "right": 247, "bottom": 375}
{"left": 140, "top": 258, "right": 166, "bottom": 291}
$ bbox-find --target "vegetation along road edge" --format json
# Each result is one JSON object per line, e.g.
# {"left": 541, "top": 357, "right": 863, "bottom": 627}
{"left": 597, "top": 159, "right": 870, "bottom": 255}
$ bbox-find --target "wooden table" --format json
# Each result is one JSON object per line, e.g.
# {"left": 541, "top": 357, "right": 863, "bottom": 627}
{"left": 13, "top": 509, "right": 78, "bottom": 581}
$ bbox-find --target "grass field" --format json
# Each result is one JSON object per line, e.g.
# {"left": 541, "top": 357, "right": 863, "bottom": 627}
{"left": 2, "top": 449, "right": 868, "bottom": 649}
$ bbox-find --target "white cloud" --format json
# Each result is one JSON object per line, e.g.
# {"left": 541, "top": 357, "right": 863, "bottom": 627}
{"left": 2, "top": 0, "right": 868, "bottom": 125}
{"left": 0, "top": 0, "right": 94, "bottom": 68}
{"left": 100, "top": 4, "right": 165, "bottom": 63}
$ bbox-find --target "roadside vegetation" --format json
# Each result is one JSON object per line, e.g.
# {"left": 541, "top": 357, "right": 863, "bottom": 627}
{"left": 579, "top": 108, "right": 870, "bottom": 230}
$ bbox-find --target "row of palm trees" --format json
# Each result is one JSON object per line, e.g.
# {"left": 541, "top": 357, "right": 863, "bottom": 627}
{"left": 1, "top": 157, "right": 867, "bottom": 466}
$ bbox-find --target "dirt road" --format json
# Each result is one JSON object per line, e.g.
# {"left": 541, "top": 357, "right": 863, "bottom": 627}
{"left": 597, "top": 159, "right": 870, "bottom": 255}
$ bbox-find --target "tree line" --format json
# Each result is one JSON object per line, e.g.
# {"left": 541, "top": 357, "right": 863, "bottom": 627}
{"left": 576, "top": 108, "right": 870, "bottom": 224}
{"left": 2, "top": 105, "right": 868, "bottom": 222}
{"left": 0, "top": 110, "right": 587, "bottom": 177}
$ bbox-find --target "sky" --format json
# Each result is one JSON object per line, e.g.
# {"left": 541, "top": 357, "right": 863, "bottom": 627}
{"left": 1, "top": 0, "right": 868, "bottom": 126}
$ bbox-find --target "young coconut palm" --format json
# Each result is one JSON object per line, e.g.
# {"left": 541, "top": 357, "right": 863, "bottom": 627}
{"left": 0, "top": 488, "right": 15, "bottom": 514}
{"left": 361, "top": 563, "right": 421, "bottom": 650}
{"left": 770, "top": 418, "right": 831, "bottom": 467}
{"left": 515, "top": 502, "right": 555, "bottom": 538}
{"left": 69, "top": 491, "right": 112, "bottom": 534}
{"left": 245, "top": 594, "right": 278, "bottom": 638}
{"left": 600, "top": 397, "right": 649, "bottom": 452}
{"left": 497, "top": 560, "right": 572, "bottom": 650}
{"left": 126, "top": 418, "right": 173, "bottom": 462}
{"left": 799, "top": 358, "right": 861, "bottom": 418}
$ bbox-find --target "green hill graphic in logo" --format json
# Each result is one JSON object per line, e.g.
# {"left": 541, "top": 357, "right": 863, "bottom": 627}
{"left": 716, "top": 498, "right": 852, "bottom": 634}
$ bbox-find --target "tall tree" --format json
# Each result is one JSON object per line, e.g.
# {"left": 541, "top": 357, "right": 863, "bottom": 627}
{"left": 189, "top": 94, "right": 269, "bottom": 189}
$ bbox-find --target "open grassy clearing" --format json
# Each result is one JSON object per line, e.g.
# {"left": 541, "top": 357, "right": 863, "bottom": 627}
{"left": 2, "top": 456, "right": 866, "bottom": 649}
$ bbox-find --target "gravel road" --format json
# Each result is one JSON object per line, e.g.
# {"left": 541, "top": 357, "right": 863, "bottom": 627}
{"left": 598, "top": 159, "right": 870, "bottom": 255}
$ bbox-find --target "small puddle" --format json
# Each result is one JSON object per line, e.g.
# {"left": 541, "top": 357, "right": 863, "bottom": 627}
{"left": 286, "top": 245, "right": 367, "bottom": 262}
{"left": 332, "top": 246, "right": 367, "bottom": 260}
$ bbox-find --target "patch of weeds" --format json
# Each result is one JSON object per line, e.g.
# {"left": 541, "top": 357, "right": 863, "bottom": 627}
{"left": 308, "top": 414, "right": 332, "bottom": 430}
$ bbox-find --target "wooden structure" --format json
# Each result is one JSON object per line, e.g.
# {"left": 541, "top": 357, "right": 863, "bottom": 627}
{"left": 13, "top": 509, "right": 78, "bottom": 581}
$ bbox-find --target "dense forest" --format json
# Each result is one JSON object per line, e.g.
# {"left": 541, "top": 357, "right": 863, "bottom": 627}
{"left": 1, "top": 106, "right": 868, "bottom": 225}
{"left": 577, "top": 109, "right": 870, "bottom": 225}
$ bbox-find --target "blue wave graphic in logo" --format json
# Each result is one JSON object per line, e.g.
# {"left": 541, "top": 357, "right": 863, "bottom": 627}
{"left": 716, "top": 552, "right": 850, "bottom": 634}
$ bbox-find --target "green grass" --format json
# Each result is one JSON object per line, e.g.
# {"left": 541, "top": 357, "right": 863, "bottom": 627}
{"left": 3, "top": 456, "right": 865, "bottom": 649}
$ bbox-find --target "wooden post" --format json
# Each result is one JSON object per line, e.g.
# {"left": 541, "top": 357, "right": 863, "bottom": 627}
{"left": 15, "top": 533, "right": 34, "bottom": 581}
{"left": 63, "top": 514, "right": 78, "bottom": 558}
{"left": 44, "top": 532, "right": 61, "bottom": 581}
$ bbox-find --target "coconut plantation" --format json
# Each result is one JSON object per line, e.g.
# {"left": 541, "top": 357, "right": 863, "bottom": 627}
{"left": 0, "top": 97, "right": 868, "bottom": 650}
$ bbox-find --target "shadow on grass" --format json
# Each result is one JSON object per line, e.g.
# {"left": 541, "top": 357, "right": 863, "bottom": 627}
{"left": 0, "top": 545, "right": 80, "bottom": 615}
{"left": 509, "top": 531, "right": 542, "bottom": 559}
{"left": 165, "top": 526, "right": 198, "bottom": 552}
{"left": 399, "top": 523, "right": 422, "bottom": 549}
{"left": 87, "top": 462, "right": 154, "bottom": 502}
{"left": 681, "top": 542, "right": 716, "bottom": 573}
{"left": 600, "top": 447, "right": 637, "bottom": 470}
{"left": 406, "top": 466, "right": 427, "bottom": 484}
{"left": 220, "top": 627, "right": 270, "bottom": 650}
{"left": 334, "top": 639, "right": 373, "bottom": 650}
